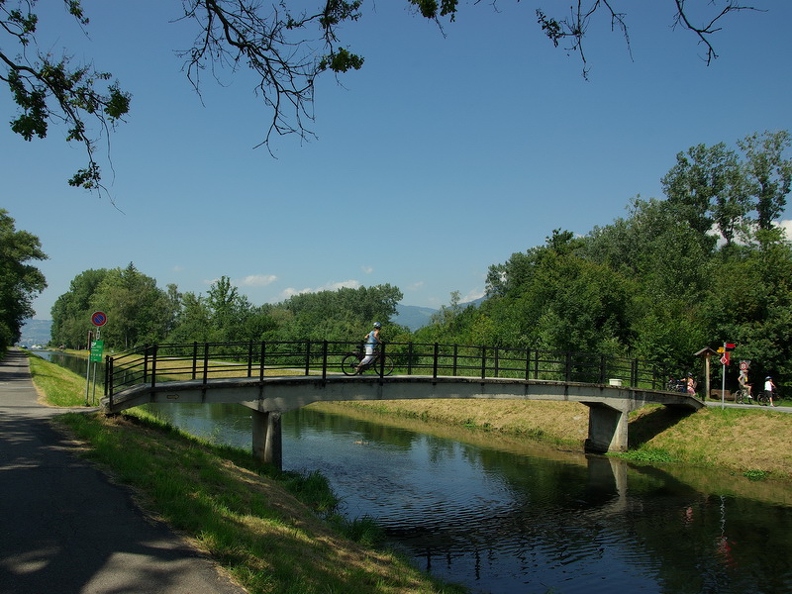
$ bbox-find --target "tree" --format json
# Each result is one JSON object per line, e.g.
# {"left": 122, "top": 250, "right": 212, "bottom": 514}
{"left": 0, "top": 209, "right": 47, "bottom": 349}
{"left": 89, "top": 263, "right": 173, "bottom": 349}
{"left": 1, "top": 0, "right": 758, "bottom": 194}
{"left": 50, "top": 268, "right": 110, "bottom": 348}
{"left": 737, "top": 130, "right": 792, "bottom": 234}
{"left": 661, "top": 143, "right": 746, "bottom": 245}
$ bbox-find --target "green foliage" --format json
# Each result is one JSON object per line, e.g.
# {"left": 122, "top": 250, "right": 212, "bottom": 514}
{"left": 0, "top": 209, "right": 47, "bottom": 349}
{"left": 743, "top": 469, "right": 768, "bottom": 481}
{"left": 45, "top": 131, "right": 792, "bottom": 392}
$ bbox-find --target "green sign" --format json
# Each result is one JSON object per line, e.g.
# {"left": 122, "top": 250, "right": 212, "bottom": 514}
{"left": 90, "top": 339, "right": 104, "bottom": 363}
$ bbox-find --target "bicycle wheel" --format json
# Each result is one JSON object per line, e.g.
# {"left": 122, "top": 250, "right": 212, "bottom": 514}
{"left": 379, "top": 355, "right": 394, "bottom": 376}
{"left": 341, "top": 354, "right": 360, "bottom": 376}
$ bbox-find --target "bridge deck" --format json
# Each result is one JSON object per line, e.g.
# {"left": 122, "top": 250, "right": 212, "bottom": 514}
{"left": 103, "top": 374, "right": 702, "bottom": 414}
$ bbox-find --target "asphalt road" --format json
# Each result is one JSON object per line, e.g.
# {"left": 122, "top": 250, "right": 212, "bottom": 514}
{"left": 0, "top": 349, "right": 248, "bottom": 594}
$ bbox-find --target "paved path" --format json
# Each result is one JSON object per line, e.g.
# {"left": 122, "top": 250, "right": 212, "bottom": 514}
{"left": 0, "top": 349, "right": 248, "bottom": 594}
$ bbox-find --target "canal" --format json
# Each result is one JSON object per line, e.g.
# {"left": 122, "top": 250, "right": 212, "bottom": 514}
{"left": 39, "top": 351, "right": 792, "bottom": 594}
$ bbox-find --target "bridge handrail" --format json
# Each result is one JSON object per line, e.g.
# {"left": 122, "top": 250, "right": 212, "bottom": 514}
{"left": 104, "top": 340, "right": 666, "bottom": 406}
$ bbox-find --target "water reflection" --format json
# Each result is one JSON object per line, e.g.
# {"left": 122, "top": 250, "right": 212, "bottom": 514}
{"left": 140, "top": 402, "right": 792, "bottom": 594}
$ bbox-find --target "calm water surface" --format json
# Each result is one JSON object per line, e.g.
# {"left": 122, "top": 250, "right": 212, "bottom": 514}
{"left": 39, "top": 352, "right": 792, "bottom": 593}
{"left": 143, "top": 402, "right": 792, "bottom": 594}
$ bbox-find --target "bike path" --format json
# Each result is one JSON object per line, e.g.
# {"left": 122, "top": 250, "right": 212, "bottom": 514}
{"left": 0, "top": 349, "right": 247, "bottom": 594}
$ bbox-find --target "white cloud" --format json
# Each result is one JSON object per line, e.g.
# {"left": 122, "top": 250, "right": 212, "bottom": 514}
{"left": 462, "top": 288, "right": 485, "bottom": 303}
{"left": 279, "top": 279, "right": 361, "bottom": 301}
{"left": 239, "top": 274, "right": 278, "bottom": 287}
{"left": 317, "top": 279, "right": 361, "bottom": 291}
{"left": 361, "top": 265, "right": 374, "bottom": 274}
{"left": 776, "top": 219, "right": 792, "bottom": 238}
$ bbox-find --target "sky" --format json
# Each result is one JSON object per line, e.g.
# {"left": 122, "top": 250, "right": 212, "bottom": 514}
{"left": 3, "top": 1, "right": 792, "bottom": 320}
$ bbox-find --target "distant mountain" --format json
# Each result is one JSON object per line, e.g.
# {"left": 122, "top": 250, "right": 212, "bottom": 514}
{"left": 18, "top": 319, "right": 52, "bottom": 347}
{"left": 394, "top": 304, "right": 437, "bottom": 331}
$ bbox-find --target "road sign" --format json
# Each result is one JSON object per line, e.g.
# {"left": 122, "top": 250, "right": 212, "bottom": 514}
{"left": 91, "top": 311, "right": 108, "bottom": 327}
{"left": 90, "top": 340, "right": 104, "bottom": 363}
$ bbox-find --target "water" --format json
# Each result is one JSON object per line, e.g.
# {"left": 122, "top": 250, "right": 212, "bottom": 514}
{"left": 140, "top": 402, "right": 792, "bottom": 594}
{"left": 38, "top": 352, "right": 792, "bottom": 593}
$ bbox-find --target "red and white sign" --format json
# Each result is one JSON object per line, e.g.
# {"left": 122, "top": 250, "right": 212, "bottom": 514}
{"left": 720, "top": 352, "right": 730, "bottom": 366}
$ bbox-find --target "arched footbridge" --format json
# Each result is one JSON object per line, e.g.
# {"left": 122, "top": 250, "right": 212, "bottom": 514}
{"left": 102, "top": 340, "right": 702, "bottom": 469}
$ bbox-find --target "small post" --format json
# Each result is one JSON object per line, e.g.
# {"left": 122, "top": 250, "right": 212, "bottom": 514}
{"left": 322, "top": 340, "right": 328, "bottom": 381}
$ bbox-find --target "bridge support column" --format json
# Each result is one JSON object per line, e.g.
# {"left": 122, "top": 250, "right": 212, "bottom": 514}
{"left": 584, "top": 402, "right": 630, "bottom": 454}
{"left": 252, "top": 410, "right": 282, "bottom": 471}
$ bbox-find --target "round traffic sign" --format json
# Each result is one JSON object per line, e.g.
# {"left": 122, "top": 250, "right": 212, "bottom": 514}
{"left": 91, "top": 311, "right": 108, "bottom": 327}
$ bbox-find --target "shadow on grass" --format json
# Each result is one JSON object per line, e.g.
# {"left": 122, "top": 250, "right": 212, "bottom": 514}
{"left": 629, "top": 406, "right": 696, "bottom": 448}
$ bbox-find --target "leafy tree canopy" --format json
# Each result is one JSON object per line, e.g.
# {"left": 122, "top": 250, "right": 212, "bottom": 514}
{"left": 0, "top": 209, "right": 47, "bottom": 349}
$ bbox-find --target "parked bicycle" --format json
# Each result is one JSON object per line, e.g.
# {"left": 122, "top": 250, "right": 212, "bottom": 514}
{"left": 341, "top": 349, "right": 394, "bottom": 376}
{"left": 666, "top": 377, "right": 687, "bottom": 393}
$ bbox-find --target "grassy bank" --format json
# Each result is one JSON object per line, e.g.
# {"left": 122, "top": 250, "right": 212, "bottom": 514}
{"left": 311, "top": 398, "right": 792, "bottom": 482}
{"left": 27, "top": 355, "right": 464, "bottom": 594}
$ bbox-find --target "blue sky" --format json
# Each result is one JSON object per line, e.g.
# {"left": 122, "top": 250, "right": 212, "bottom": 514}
{"left": 3, "top": 1, "right": 792, "bottom": 320}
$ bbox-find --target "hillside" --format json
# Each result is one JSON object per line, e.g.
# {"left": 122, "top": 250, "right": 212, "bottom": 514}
{"left": 18, "top": 319, "right": 52, "bottom": 347}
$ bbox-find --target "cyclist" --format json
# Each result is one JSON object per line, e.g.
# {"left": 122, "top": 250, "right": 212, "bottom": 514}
{"left": 737, "top": 368, "right": 752, "bottom": 401}
{"left": 763, "top": 376, "right": 777, "bottom": 407}
{"left": 355, "top": 322, "right": 382, "bottom": 373}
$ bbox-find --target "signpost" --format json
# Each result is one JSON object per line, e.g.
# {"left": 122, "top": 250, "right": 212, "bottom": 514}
{"left": 720, "top": 342, "right": 735, "bottom": 408}
{"left": 86, "top": 312, "right": 108, "bottom": 405}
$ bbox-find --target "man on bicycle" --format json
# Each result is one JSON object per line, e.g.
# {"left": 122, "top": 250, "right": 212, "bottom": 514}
{"left": 356, "top": 322, "right": 382, "bottom": 373}
{"left": 738, "top": 367, "right": 752, "bottom": 401}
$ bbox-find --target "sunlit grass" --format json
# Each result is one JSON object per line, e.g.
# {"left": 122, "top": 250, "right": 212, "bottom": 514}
{"left": 27, "top": 354, "right": 466, "bottom": 594}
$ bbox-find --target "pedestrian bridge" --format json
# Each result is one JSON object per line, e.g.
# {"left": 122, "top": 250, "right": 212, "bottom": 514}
{"left": 102, "top": 340, "right": 702, "bottom": 469}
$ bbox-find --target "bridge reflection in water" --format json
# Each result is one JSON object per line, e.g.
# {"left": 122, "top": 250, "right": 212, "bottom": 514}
{"left": 102, "top": 340, "right": 702, "bottom": 469}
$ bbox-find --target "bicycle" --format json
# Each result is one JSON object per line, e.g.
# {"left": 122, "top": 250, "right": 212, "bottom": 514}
{"left": 756, "top": 389, "right": 779, "bottom": 407}
{"left": 734, "top": 386, "right": 753, "bottom": 404}
{"left": 341, "top": 349, "right": 394, "bottom": 376}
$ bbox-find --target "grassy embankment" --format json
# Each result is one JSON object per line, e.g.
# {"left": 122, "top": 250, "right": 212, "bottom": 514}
{"left": 311, "top": 394, "right": 792, "bottom": 484}
{"left": 27, "top": 354, "right": 466, "bottom": 594}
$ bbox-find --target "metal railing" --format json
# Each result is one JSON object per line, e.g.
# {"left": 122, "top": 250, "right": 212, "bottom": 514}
{"left": 104, "top": 340, "right": 665, "bottom": 399}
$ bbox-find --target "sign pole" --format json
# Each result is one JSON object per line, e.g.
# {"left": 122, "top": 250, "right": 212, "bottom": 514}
{"left": 84, "top": 330, "right": 93, "bottom": 406}
{"left": 721, "top": 342, "right": 726, "bottom": 409}
{"left": 88, "top": 312, "right": 108, "bottom": 406}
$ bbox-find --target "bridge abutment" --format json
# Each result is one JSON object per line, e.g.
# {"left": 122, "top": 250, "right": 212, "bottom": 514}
{"left": 583, "top": 402, "right": 630, "bottom": 454}
{"left": 252, "top": 410, "right": 282, "bottom": 470}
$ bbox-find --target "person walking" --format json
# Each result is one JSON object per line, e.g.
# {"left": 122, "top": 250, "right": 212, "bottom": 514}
{"left": 356, "top": 322, "right": 382, "bottom": 373}
{"left": 763, "top": 376, "right": 777, "bottom": 407}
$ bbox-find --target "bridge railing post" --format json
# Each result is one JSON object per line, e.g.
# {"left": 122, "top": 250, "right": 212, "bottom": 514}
{"left": 142, "top": 344, "right": 150, "bottom": 385}
{"left": 105, "top": 355, "right": 113, "bottom": 405}
{"left": 453, "top": 345, "right": 458, "bottom": 375}
{"left": 322, "top": 340, "right": 328, "bottom": 381}
{"left": 480, "top": 346, "right": 487, "bottom": 379}
{"left": 150, "top": 344, "right": 158, "bottom": 390}
{"left": 565, "top": 352, "right": 572, "bottom": 383}
{"left": 191, "top": 342, "right": 198, "bottom": 380}
{"left": 202, "top": 342, "right": 210, "bottom": 384}
{"left": 304, "top": 340, "right": 311, "bottom": 376}
{"left": 247, "top": 340, "right": 254, "bottom": 377}
{"left": 407, "top": 342, "right": 414, "bottom": 375}
{"left": 433, "top": 343, "right": 439, "bottom": 378}
{"left": 259, "top": 341, "right": 266, "bottom": 381}
{"left": 524, "top": 348, "right": 531, "bottom": 380}
{"left": 378, "top": 342, "right": 386, "bottom": 378}
{"left": 631, "top": 359, "right": 638, "bottom": 387}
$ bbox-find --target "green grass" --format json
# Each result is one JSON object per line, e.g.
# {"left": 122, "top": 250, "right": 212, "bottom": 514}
{"left": 26, "top": 353, "right": 466, "bottom": 594}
